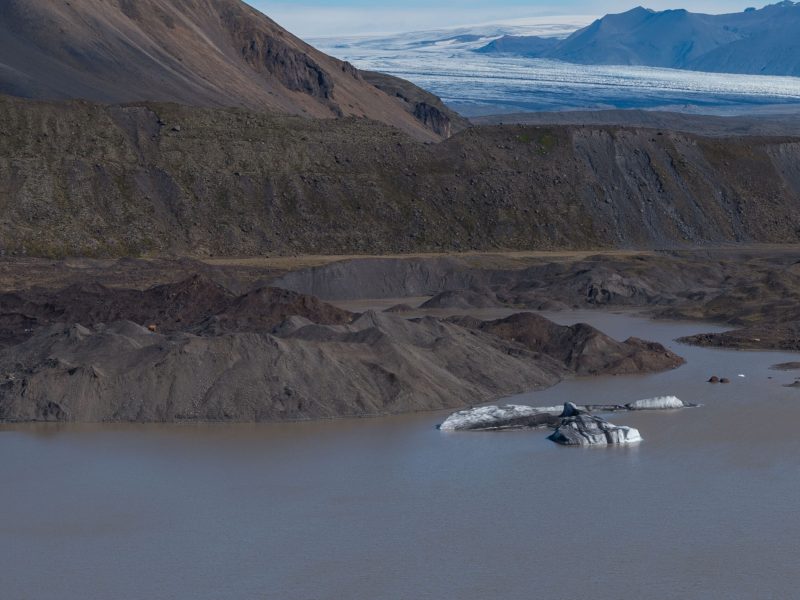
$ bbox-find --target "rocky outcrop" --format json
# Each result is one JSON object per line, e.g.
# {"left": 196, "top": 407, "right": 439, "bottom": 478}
{"left": 238, "top": 32, "right": 334, "bottom": 100}
{"left": 548, "top": 414, "right": 643, "bottom": 446}
{"left": 412, "top": 103, "right": 453, "bottom": 138}
{"left": 361, "top": 71, "right": 470, "bottom": 138}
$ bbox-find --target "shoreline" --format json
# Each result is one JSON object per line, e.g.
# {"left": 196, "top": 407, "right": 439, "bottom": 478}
{"left": 0, "top": 308, "right": 759, "bottom": 426}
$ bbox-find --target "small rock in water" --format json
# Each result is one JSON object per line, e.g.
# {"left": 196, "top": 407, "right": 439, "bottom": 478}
{"left": 708, "top": 376, "right": 720, "bottom": 383}
{"left": 548, "top": 413, "right": 642, "bottom": 447}
{"left": 720, "top": 378, "right": 731, "bottom": 384}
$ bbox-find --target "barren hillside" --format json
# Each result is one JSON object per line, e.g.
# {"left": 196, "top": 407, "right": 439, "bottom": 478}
{"left": 0, "top": 0, "right": 458, "bottom": 139}
{"left": 2, "top": 95, "right": 800, "bottom": 257}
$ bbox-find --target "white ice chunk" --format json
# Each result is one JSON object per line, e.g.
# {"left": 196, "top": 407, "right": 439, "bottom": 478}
{"left": 625, "top": 396, "right": 689, "bottom": 410}
{"left": 439, "top": 404, "right": 559, "bottom": 431}
{"left": 549, "top": 414, "right": 643, "bottom": 446}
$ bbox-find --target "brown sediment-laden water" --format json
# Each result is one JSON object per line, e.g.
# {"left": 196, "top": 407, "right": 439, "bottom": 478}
{"left": 2, "top": 310, "right": 800, "bottom": 600}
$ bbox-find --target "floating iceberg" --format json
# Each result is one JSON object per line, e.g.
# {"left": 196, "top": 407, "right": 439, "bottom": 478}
{"left": 625, "top": 396, "right": 694, "bottom": 410}
{"left": 440, "top": 396, "right": 694, "bottom": 436}
{"left": 548, "top": 414, "right": 643, "bottom": 446}
{"left": 438, "top": 404, "right": 561, "bottom": 431}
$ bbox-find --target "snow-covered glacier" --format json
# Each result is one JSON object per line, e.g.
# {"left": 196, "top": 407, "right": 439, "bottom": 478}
{"left": 313, "top": 23, "right": 800, "bottom": 116}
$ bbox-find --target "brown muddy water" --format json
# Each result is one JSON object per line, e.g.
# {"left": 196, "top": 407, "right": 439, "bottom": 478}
{"left": 2, "top": 311, "right": 800, "bottom": 600}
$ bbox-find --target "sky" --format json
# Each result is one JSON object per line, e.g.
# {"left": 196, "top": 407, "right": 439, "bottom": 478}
{"left": 250, "top": 1, "right": 762, "bottom": 37}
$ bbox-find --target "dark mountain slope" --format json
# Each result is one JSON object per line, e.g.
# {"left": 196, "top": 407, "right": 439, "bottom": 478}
{"left": 0, "top": 0, "right": 449, "bottom": 140}
{"left": 2, "top": 95, "right": 800, "bottom": 257}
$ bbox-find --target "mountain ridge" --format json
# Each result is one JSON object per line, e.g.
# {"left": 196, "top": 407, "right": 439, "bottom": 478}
{"left": 2, "top": 94, "right": 800, "bottom": 258}
{"left": 0, "top": 0, "right": 459, "bottom": 139}
{"left": 477, "top": 2, "right": 800, "bottom": 76}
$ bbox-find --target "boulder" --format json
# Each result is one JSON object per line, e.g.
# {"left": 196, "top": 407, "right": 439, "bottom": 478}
{"left": 548, "top": 414, "right": 643, "bottom": 446}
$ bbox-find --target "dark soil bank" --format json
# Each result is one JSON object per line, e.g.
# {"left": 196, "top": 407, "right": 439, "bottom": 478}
{"left": 3, "top": 247, "right": 800, "bottom": 423}
{"left": 0, "top": 272, "right": 682, "bottom": 423}
{"left": 3, "top": 94, "right": 800, "bottom": 257}
{"left": 270, "top": 248, "right": 800, "bottom": 352}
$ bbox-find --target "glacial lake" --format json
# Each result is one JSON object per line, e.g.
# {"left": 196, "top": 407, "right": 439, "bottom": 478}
{"left": 2, "top": 310, "right": 800, "bottom": 600}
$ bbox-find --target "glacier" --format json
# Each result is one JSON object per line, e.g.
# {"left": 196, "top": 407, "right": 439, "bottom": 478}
{"left": 313, "top": 23, "right": 800, "bottom": 117}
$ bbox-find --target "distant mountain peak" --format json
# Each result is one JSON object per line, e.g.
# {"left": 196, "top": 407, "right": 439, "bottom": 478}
{"left": 476, "top": 2, "right": 800, "bottom": 77}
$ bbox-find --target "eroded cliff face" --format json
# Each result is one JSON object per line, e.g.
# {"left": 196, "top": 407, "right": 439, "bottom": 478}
{"left": 361, "top": 71, "right": 469, "bottom": 139}
{"left": 412, "top": 103, "right": 453, "bottom": 138}
{"left": 1, "top": 95, "right": 800, "bottom": 258}
{"left": 237, "top": 32, "right": 335, "bottom": 100}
